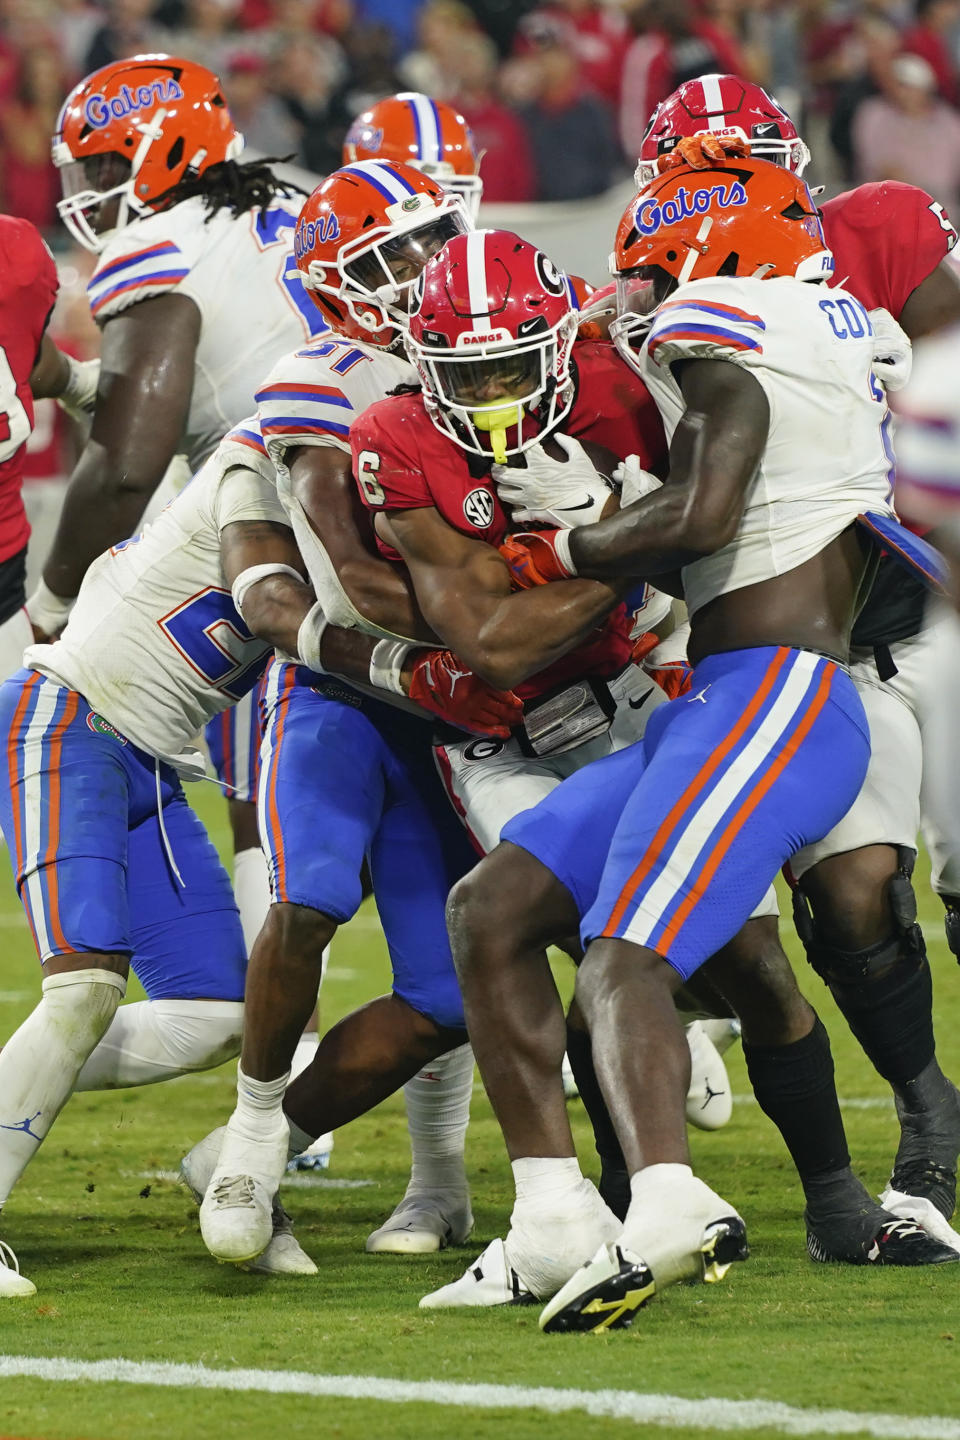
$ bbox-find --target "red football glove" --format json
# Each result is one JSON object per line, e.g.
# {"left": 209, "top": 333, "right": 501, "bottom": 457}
{"left": 631, "top": 630, "right": 692, "bottom": 699}
{"left": 657, "top": 133, "right": 749, "bottom": 173}
{"left": 499, "top": 529, "right": 574, "bottom": 590}
{"left": 407, "top": 648, "right": 523, "bottom": 737}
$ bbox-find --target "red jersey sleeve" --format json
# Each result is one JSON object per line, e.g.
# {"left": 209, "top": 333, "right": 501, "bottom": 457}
{"left": 822, "top": 181, "right": 958, "bottom": 319}
{"left": 568, "top": 340, "right": 669, "bottom": 475}
{"left": 350, "top": 393, "right": 434, "bottom": 513}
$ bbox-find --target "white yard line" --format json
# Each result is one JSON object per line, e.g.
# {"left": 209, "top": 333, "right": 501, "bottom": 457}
{"left": 0, "top": 1354, "right": 957, "bottom": 1438}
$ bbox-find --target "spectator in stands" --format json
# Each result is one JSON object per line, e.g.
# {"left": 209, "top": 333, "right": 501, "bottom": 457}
{"left": 825, "top": 11, "right": 900, "bottom": 180}
{"left": 331, "top": 21, "right": 402, "bottom": 120}
{"left": 901, "top": 0, "right": 960, "bottom": 105}
{"left": 0, "top": 42, "right": 65, "bottom": 232}
{"left": 399, "top": 0, "right": 480, "bottom": 98}
{"left": 619, "top": 0, "right": 746, "bottom": 162}
{"left": 223, "top": 51, "right": 302, "bottom": 155}
{"left": 513, "top": 0, "right": 629, "bottom": 108}
{"left": 450, "top": 30, "right": 535, "bottom": 201}
{"left": 355, "top": 0, "right": 425, "bottom": 56}
{"left": 272, "top": 32, "right": 349, "bottom": 171}
{"left": 83, "top": 0, "right": 169, "bottom": 73}
{"left": 515, "top": 29, "right": 621, "bottom": 201}
{"left": 852, "top": 50, "right": 960, "bottom": 211}
{"left": 173, "top": 0, "right": 246, "bottom": 76}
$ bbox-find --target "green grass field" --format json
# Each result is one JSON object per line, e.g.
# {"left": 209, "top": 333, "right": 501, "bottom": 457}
{"left": 1, "top": 785, "right": 959, "bottom": 1440}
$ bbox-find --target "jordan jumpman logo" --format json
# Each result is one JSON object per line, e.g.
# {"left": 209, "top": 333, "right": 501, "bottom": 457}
{"left": 0, "top": 1110, "right": 43, "bottom": 1141}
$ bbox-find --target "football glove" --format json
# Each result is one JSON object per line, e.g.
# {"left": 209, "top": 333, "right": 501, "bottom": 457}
{"left": 494, "top": 436, "right": 612, "bottom": 529}
{"left": 407, "top": 648, "right": 522, "bottom": 737}
{"left": 57, "top": 354, "right": 100, "bottom": 425}
{"left": 613, "top": 453, "right": 663, "bottom": 509}
{"left": 869, "top": 306, "right": 912, "bottom": 391}
{"left": 499, "top": 529, "right": 575, "bottom": 589}
{"left": 657, "top": 133, "right": 750, "bottom": 173}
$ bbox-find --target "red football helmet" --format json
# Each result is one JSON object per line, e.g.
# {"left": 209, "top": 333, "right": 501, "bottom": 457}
{"left": 405, "top": 229, "right": 578, "bottom": 463}
{"left": 636, "top": 74, "right": 810, "bottom": 188}
{"left": 52, "top": 54, "right": 243, "bottom": 252}
{"left": 609, "top": 156, "right": 833, "bottom": 374}
{"left": 294, "top": 160, "right": 472, "bottom": 348}
{"left": 344, "top": 92, "right": 482, "bottom": 219}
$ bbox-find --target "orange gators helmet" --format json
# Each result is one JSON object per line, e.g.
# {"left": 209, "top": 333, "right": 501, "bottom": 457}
{"left": 294, "top": 159, "right": 472, "bottom": 348}
{"left": 609, "top": 155, "right": 833, "bottom": 364}
{"left": 344, "top": 93, "right": 482, "bottom": 219}
{"left": 52, "top": 54, "right": 243, "bottom": 252}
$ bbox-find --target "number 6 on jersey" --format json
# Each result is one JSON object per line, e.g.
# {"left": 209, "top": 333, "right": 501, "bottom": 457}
{"left": 357, "top": 449, "right": 385, "bottom": 505}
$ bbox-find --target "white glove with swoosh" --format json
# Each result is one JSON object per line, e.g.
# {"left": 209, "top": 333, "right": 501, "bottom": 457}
{"left": 869, "top": 306, "right": 912, "bottom": 392}
{"left": 493, "top": 435, "right": 612, "bottom": 529}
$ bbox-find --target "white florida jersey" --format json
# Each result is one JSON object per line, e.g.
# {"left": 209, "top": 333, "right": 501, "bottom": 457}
{"left": 250, "top": 334, "right": 417, "bottom": 638}
{"left": 893, "top": 323, "right": 960, "bottom": 527}
{"left": 26, "top": 437, "right": 288, "bottom": 765}
{"left": 86, "top": 194, "right": 328, "bottom": 471}
{"left": 640, "top": 275, "right": 898, "bottom": 617}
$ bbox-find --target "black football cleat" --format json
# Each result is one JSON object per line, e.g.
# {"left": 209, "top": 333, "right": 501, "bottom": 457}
{"left": 807, "top": 1215, "right": 960, "bottom": 1267}
{"left": 539, "top": 1243, "right": 656, "bottom": 1333}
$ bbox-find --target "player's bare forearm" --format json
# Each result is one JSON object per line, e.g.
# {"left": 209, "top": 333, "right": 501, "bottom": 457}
{"left": 289, "top": 444, "right": 437, "bottom": 643}
{"left": 570, "top": 359, "right": 769, "bottom": 582}
{"left": 899, "top": 260, "right": 960, "bottom": 339}
{"left": 43, "top": 294, "right": 201, "bottom": 597}
{"left": 382, "top": 506, "right": 618, "bottom": 691}
{"left": 29, "top": 332, "right": 70, "bottom": 399}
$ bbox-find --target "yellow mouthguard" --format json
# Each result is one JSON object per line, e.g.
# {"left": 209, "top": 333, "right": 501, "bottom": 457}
{"left": 472, "top": 402, "right": 524, "bottom": 465}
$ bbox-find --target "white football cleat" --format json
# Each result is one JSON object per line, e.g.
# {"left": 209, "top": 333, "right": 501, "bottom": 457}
{"left": 247, "top": 1201, "right": 318, "bottom": 1275}
{"left": 366, "top": 1188, "right": 473, "bottom": 1254}
{"left": 199, "top": 1118, "right": 289, "bottom": 1264}
{"left": 561, "top": 1052, "right": 580, "bottom": 1101}
{"left": 0, "top": 1241, "right": 35, "bottom": 1298}
{"left": 879, "top": 1186, "right": 960, "bottom": 1256}
{"left": 182, "top": 1125, "right": 316, "bottom": 1275}
{"left": 287, "top": 1132, "right": 334, "bottom": 1172}
{"left": 685, "top": 1021, "right": 733, "bottom": 1130}
{"left": 419, "top": 1238, "right": 534, "bottom": 1309}
{"left": 699, "top": 1017, "right": 742, "bottom": 1057}
{"left": 539, "top": 1241, "right": 655, "bottom": 1332}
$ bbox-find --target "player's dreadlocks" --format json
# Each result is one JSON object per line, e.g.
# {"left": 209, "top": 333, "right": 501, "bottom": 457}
{"left": 151, "top": 156, "right": 306, "bottom": 222}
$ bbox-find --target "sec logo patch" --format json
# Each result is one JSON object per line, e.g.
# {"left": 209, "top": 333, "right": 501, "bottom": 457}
{"left": 463, "top": 487, "right": 494, "bottom": 529}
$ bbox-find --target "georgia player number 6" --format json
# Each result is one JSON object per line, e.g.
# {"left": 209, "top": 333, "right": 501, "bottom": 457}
{"left": 357, "top": 449, "right": 386, "bottom": 505}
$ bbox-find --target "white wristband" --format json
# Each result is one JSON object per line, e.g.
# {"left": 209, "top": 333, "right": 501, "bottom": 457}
{"left": 296, "top": 599, "right": 328, "bottom": 674}
{"left": 231, "top": 562, "right": 303, "bottom": 619}
{"left": 369, "top": 638, "right": 413, "bottom": 695}
{"left": 554, "top": 529, "right": 577, "bottom": 576}
{"left": 26, "top": 578, "right": 74, "bottom": 636}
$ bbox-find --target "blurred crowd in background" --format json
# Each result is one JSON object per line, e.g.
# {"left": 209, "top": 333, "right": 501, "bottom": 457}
{"left": 6, "top": 0, "right": 960, "bottom": 487}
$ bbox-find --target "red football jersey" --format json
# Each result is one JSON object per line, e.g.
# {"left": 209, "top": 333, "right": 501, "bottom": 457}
{"left": 353, "top": 340, "right": 663, "bottom": 699}
{"left": 821, "top": 181, "right": 957, "bottom": 318}
{"left": 0, "top": 216, "right": 58, "bottom": 566}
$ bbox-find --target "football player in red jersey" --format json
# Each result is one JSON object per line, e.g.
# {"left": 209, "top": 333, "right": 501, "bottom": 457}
{"left": 0, "top": 216, "right": 99, "bottom": 692}
{"left": 612, "top": 73, "right": 960, "bottom": 1257}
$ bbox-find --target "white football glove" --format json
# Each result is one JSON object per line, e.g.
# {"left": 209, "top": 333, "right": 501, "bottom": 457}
{"left": 493, "top": 435, "right": 613, "bottom": 529}
{"left": 613, "top": 453, "right": 663, "bottom": 508}
{"left": 869, "top": 306, "right": 912, "bottom": 392}
{"left": 57, "top": 354, "right": 100, "bottom": 424}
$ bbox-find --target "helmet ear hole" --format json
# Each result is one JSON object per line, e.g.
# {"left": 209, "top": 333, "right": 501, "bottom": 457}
{"left": 167, "top": 136, "right": 184, "bottom": 171}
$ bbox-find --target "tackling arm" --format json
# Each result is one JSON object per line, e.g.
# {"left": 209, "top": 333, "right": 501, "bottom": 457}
{"left": 380, "top": 504, "right": 621, "bottom": 691}
{"left": 221, "top": 510, "right": 520, "bottom": 736}
{"left": 567, "top": 359, "right": 770, "bottom": 581}
{"left": 39, "top": 293, "right": 202, "bottom": 603}
{"left": 899, "top": 260, "right": 960, "bottom": 340}
{"left": 287, "top": 443, "right": 437, "bottom": 643}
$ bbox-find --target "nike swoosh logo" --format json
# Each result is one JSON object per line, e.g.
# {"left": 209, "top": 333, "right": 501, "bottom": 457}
{"left": 556, "top": 500, "right": 596, "bottom": 512}
{"left": 628, "top": 690, "right": 653, "bottom": 711}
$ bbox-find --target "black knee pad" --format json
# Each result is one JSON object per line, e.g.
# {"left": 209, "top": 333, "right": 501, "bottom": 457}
{"left": 792, "top": 850, "right": 934, "bottom": 1086}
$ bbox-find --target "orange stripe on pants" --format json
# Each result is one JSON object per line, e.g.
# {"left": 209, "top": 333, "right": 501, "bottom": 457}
{"left": 604, "top": 647, "right": 790, "bottom": 937}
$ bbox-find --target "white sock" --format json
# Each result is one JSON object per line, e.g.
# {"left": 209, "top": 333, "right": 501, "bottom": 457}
{"left": 74, "top": 999, "right": 243, "bottom": 1090}
{"left": 628, "top": 1163, "right": 694, "bottom": 1207}
{"left": 403, "top": 1043, "right": 473, "bottom": 1192}
{"left": 232, "top": 1064, "right": 289, "bottom": 1140}
{"left": 512, "top": 1156, "right": 585, "bottom": 1216}
{"left": 233, "top": 846, "right": 271, "bottom": 955}
{"left": 0, "top": 969, "right": 126, "bottom": 1204}
{"left": 507, "top": 1160, "right": 618, "bottom": 1298}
